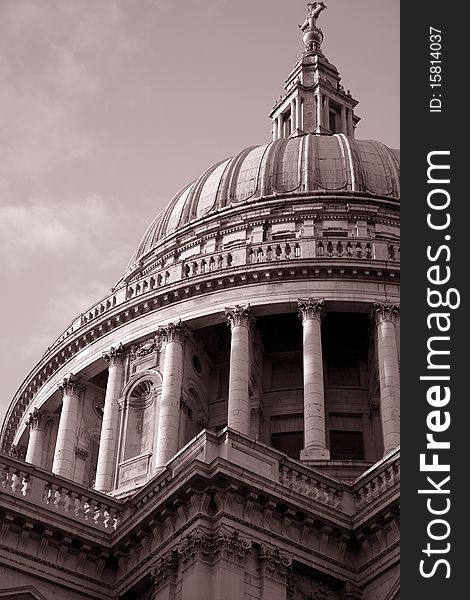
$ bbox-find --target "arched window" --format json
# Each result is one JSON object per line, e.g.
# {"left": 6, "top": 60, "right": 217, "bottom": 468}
{"left": 121, "top": 374, "right": 162, "bottom": 463}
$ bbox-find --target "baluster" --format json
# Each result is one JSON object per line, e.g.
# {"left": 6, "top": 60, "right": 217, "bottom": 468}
{"left": 0, "top": 464, "right": 11, "bottom": 488}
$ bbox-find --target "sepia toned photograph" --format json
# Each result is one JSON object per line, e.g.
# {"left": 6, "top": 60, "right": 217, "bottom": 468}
{"left": 0, "top": 2, "right": 399, "bottom": 598}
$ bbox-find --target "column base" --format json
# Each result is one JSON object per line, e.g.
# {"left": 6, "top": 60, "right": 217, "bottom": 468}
{"left": 300, "top": 447, "right": 330, "bottom": 461}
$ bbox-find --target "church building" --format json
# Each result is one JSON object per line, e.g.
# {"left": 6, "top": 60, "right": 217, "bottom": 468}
{"left": 0, "top": 4, "right": 400, "bottom": 599}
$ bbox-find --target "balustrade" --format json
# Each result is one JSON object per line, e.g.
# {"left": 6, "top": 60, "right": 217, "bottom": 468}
{"left": 0, "top": 456, "right": 122, "bottom": 530}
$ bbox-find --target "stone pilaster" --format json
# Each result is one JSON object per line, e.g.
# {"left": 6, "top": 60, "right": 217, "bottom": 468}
{"left": 25, "top": 408, "right": 53, "bottom": 467}
{"left": 296, "top": 94, "right": 302, "bottom": 131}
{"left": 259, "top": 544, "right": 293, "bottom": 600}
{"left": 52, "top": 374, "right": 85, "bottom": 480}
{"left": 225, "top": 305, "right": 252, "bottom": 435}
{"left": 151, "top": 549, "right": 179, "bottom": 597}
{"left": 339, "top": 581, "right": 364, "bottom": 600}
{"left": 298, "top": 298, "right": 329, "bottom": 460}
{"left": 155, "top": 322, "right": 187, "bottom": 467}
{"left": 371, "top": 302, "right": 400, "bottom": 455}
{"left": 95, "top": 343, "right": 125, "bottom": 492}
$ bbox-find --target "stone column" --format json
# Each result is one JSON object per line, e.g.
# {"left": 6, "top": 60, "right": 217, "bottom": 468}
{"left": 291, "top": 99, "right": 296, "bottom": 132}
{"left": 25, "top": 409, "right": 53, "bottom": 467}
{"left": 341, "top": 105, "right": 347, "bottom": 134}
{"left": 155, "top": 322, "right": 186, "bottom": 467}
{"left": 296, "top": 95, "right": 302, "bottom": 131}
{"left": 371, "top": 302, "right": 400, "bottom": 455}
{"left": 298, "top": 299, "right": 329, "bottom": 460}
{"left": 316, "top": 91, "right": 323, "bottom": 130}
{"left": 52, "top": 374, "right": 85, "bottom": 480}
{"left": 347, "top": 108, "right": 354, "bottom": 137}
{"left": 225, "top": 304, "right": 252, "bottom": 435}
{"left": 272, "top": 118, "right": 278, "bottom": 141}
{"left": 277, "top": 115, "right": 283, "bottom": 139}
{"left": 323, "top": 95, "right": 330, "bottom": 131}
{"left": 258, "top": 545, "right": 292, "bottom": 600}
{"left": 95, "top": 343, "right": 125, "bottom": 492}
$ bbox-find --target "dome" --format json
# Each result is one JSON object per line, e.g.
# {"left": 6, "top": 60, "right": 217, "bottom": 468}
{"left": 131, "top": 134, "right": 399, "bottom": 265}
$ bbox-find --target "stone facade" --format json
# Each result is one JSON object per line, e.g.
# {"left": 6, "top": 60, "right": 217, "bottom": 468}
{"left": 0, "top": 5, "right": 399, "bottom": 599}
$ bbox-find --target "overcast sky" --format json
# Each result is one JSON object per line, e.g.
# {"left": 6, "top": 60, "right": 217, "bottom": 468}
{"left": 0, "top": 0, "right": 399, "bottom": 424}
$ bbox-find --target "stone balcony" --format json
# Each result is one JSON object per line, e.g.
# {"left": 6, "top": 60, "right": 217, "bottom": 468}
{"left": 0, "top": 429, "right": 399, "bottom": 596}
{"left": 1, "top": 428, "right": 399, "bottom": 533}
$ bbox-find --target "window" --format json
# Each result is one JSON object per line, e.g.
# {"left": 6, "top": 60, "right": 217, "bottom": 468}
{"left": 271, "top": 431, "right": 303, "bottom": 460}
{"left": 329, "top": 430, "right": 365, "bottom": 460}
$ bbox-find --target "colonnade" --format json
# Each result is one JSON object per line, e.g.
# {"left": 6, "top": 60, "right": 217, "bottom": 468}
{"left": 272, "top": 92, "right": 355, "bottom": 140}
{"left": 24, "top": 300, "right": 400, "bottom": 485}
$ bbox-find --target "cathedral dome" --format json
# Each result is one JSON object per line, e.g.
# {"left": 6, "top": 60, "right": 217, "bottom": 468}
{"left": 131, "top": 134, "right": 399, "bottom": 264}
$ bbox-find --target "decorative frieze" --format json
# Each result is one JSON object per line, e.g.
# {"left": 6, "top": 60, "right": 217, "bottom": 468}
{"left": 370, "top": 301, "right": 400, "bottom": 325}
{"left": 297, "top": 298, "right": 325, "bottom": 323}
{"left": 102, "top": 342, "right": 125, "bottom": 366}
{"left": 225, "top": 304, "right": 252, "bottom": 329}
{"left": 130, "top": 337, "right": 161, "bottom": 361}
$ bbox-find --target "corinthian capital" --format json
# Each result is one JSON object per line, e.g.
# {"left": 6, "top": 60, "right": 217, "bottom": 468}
{"left": 157, "top": 320, "right": 187, "bottom": 344}
{"left": 225, "top": 304, "right": 251, "bottom": 329}
{"left": 102, "top": 342, "right": 125, "bottom": 366}
{"left": 371, "top": 301, "right": 400, "bottom": 325}
{"left": 57, "top": 373, "right": 85, "bottom": 397}
{"left": 26, "top": 408, "right": 53, "bottom": 431}
{"left": 297, "top": 298, "right": 325, "bottom": 323}
{"left": 259, "top": 544, "right": 293, "bottom": 583}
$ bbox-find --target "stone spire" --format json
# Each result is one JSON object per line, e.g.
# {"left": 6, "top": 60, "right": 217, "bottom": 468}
{"left": 269, "top": 3, "right": 360, "bottom": 139}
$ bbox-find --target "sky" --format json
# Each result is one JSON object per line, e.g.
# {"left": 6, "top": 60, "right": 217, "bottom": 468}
{"left": 0, "top": 0, "right": 399, "bottom": 424}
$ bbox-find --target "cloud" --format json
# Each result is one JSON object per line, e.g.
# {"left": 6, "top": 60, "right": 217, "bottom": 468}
{"left": 0, "top": 0, "right": 137, "bottom": 188}
{"left": 0, "top": 195, "right": 136, "bottom": 271}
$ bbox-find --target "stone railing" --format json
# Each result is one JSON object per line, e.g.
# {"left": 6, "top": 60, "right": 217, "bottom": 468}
{"left": 279, "top": 461, "right": 343, "bottom": 508}
{"left": 352, "top": 447, "right": 400, "bottom": 509}
{"left": 181, "top": 251, "right": 234, "bottom": 278}
{"left": 247, "top": 241, "right": 302, "bottom": 263}
{"left": 1, "top": 435, "right": 400, "bottom": 537}
{"left": 0, "top": 455, "right": 123, "bottom": 531}
{"left": 139, "top": 428, "right": 346, "bottom": 512}
{"left": 316, "top": 238, "right": 399, "bottom": 261}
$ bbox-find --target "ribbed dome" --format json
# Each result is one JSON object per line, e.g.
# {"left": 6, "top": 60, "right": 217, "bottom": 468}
{"left": 132, "top": 134, "right": 399, "bottom": 264}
